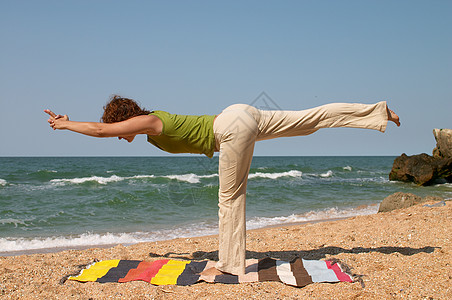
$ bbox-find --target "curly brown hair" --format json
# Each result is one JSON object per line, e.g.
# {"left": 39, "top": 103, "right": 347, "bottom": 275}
{"left": 101, "top": 95, "right": 151, "bottom": 123}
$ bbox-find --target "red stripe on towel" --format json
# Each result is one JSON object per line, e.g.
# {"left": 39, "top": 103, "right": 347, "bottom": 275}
{"left": 325, "top": 260, "right": 353, "bottom": 282}
{"left": 119, "top": 259, "right": 169, "bottom": 283}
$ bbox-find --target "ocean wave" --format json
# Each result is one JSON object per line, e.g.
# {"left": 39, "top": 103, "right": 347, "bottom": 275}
{"left": 164, "top": 173, "right": 218, "bottom": 184}
{"left": 44, "top": 168, "right": 389, "bottom": 187}
{"left": 165, "top": 170, "right": 303, "bottom": 183}
{"left": 37, "top": 169, "right": 58, "bottom": 173}
{"left": 320, "top": 170, "right": 333, "bottom": 178}
{"left": 0, "top": 204, "right": 380, "bottom": 254}
{"left": 0, "top": 179, "right": 7, "bottom": 186}
{"left": 50, "top": 175, "right": 155, "bottom": 185}
{"left": 248, "top": 170, "right": 302, "bottom": 180}
{"left": 47, "top": 170, "right": 306, "bottom": 186}
{"left": 303, "top": 170, "right": 334, "bottom": 178}
{"left": 132, "top": 175, "right": 157, "bottom": 180}
{"left": 0, "top": 218, "right": 29, "bottom": 227}
{"left": 0, "top": 232, "right": 142, "bottom": 253}
{"left": 49, "top": 173, "right": 218, "bottom": 185}
{"left": 50, "top": 175, "right": 125, "bottom": 185}
{"left": 0, "top": 223, "right": 219, "bottom": 254}
{"left": 343, "top": 166, "right": 352, "bottom": 171}
{"left": 246, "top": 204, "right": 379, "bottom": 229}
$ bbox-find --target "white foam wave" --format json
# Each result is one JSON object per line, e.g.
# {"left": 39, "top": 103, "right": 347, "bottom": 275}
{"left": 51, "top": 175, "right": 124, "bottom": 185}
{"left": 0, "top": 218, "right": 29, "bottom": 227}
{"left": 37, "top": 169, "right": 58, "bottom": 173}
{"left": 248, "top": 170, "right": 302, "bottom": 180}
{"left": 166, "top": 170, "right": 303, "bottom": 183}
{"left": 320, "top": 170, "right": 333, "bottom": 178}
{"left": 132, "top": 175, "right": 157, "bottom": 180}
{"left": 0, "top": 179, "right": 7, "bottom": 186}
{"left": 0, "top": 233, "right": 141, "bottom": 253}
{"left": 0, "top": 223, "right": 219, "bottom": 254}
{"left": 164, "top": 173, "right": 218, "bottom": 184}
{"left": 343, "top": 166, "right": 352, "bottom": 171}
{"left": 50, "top": 174, "right": 155, "bottom": 185}
{"left": 47, "top": 170, "right": 306, "bottom": 186}
{"left": 49, "top": 173, "right": 219, "bottom": 185}
{"left": 246, "top": 204, "right": 379, "bottom": 229}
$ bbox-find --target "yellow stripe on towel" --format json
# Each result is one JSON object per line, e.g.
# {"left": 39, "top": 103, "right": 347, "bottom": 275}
{"left": 150, "top": 260, "right": 191, "bottom": 285}
{"left": 69, "top": 260, "right": 120, "bottom": 282}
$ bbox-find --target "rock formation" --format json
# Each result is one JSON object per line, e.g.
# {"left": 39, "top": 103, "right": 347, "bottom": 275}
{"left": 389, "top": 153, "right": 452, "bottom": 185}
{"left": 389, "top": 129, "right": 452, "bottom": 186}
{"left": 378, "top": 192, "right": 444, "bottom": 212}
{"left": 432, "top": 128, "right": 452, "bottom": 158}
{"left": 378, "top": 192, "right": 423, "bottom": 212}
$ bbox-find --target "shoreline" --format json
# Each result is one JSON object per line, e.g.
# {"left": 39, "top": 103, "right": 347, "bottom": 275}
{"left": 0, "top": 215, "right": 360, "bottom": 258}
{"left": 1, "top": 200, "right": 450, "bottom": 299}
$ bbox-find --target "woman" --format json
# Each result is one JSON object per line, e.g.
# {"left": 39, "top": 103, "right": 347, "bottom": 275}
{"left": 45, "top": 95, "right": 400, "bottom": 276}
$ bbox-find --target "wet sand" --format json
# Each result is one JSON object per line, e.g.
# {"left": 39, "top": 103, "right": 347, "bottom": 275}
{"left": 1, "top": 201, "right": 451, "bottom": 299}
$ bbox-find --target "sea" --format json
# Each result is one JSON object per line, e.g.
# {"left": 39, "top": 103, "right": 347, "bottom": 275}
{"left": 1, "top": 156, "right": 451, "bottom": 256}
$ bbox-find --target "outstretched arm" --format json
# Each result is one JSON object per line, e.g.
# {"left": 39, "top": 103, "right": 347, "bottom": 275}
{"left": 44, "top": 109, "right": 162, "bottom": 138}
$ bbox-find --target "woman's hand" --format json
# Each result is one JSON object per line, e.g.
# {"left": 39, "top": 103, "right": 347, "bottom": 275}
{"left": 44, "top": 109, "right": 69, "bottom": 130}
{"left": 43, "top": 109, "right": 160, "bottom": 138}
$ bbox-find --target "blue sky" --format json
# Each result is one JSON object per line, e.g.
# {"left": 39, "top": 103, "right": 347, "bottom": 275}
{"left": 1, "top": 0, "right": 450, "bottom": 156}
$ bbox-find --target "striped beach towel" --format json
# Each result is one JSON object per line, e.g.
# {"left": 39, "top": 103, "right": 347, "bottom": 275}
{"left": 67, "top": 257, "right": 354, "bottom": 287}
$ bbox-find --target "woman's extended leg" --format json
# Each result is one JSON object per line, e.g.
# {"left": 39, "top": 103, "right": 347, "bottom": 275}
{"left": 255, "top": 101, "right": 397, "bottom": 141}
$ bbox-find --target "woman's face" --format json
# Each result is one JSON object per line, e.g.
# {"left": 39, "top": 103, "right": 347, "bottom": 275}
{"left": 118, "top": 135, "right": 136, "bottom": 143}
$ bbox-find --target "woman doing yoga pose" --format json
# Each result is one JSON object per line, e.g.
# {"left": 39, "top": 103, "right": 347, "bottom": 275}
{"left": 45, "top": 95, "right": 400, "bottom": 276}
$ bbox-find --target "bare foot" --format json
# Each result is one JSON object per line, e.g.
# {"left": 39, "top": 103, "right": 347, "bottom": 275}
{"left": 387, "top": 107, "right": 400, "bottom": 127}
{"left": 199, "top": 267, "right": 228, "bottom": 276}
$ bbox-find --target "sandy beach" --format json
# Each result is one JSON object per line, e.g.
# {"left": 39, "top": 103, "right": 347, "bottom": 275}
{"left": 1, "top": 200, "right": 450, "bottom": 299}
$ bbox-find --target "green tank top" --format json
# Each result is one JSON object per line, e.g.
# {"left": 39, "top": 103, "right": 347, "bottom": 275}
{"left": 147, "top": 111, "right": 216, "bottom": 158}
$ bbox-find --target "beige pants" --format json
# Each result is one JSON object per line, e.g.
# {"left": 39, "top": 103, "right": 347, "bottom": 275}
{"left": 212, "top": 101, "right": 388, "bottom": 275}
